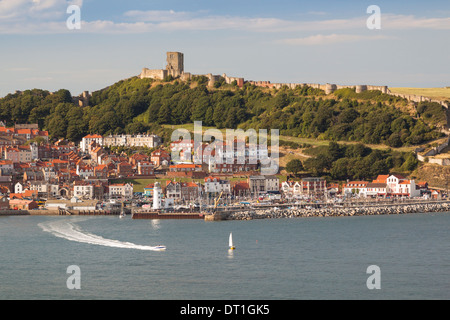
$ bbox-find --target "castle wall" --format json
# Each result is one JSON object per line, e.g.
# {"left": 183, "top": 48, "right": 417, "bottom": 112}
{"left": 222, "top": 74, "right": 244, "bottom": 88}
{"left": 140, "top": 68, "right": 168, "bottom": 80}
{"left": 388, "top": 92, "right": 448, "bottom": 108}
{"left": 138, "top": 52, "right": 448, "bottom": 112}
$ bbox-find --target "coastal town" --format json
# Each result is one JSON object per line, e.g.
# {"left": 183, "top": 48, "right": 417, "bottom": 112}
{"left": 0, "top": 121, "right": 447, "bottom": 218}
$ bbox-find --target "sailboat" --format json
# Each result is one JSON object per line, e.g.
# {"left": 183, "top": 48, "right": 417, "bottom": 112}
{"left": 229, "top": 232, "right": 235, "bottom": 250}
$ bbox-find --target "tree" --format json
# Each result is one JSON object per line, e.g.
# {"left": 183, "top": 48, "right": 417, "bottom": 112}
{"left": 387, "top": 133, "right": 402, "bottom": 148}
{"left": 285, "top": 159, "right": 304, "bottom": 175}
{"left": 47, "top": 115, "right": 67, "bottom": 139}
{"left": 330, "top": 158, "right": 349, "bottom": 180}
{"left": 303, "top": 156, "right": 330, "bottom": 176}
{"left": 401, "top": 153, "right": 419, "bottom": 171}
{"left": 328, "top": 141, "right": 343, "bottom": 161}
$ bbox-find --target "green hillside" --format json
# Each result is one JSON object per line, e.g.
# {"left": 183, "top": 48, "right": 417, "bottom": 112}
{"left": 0, "top": 76, "right": 446, "bottom": 149}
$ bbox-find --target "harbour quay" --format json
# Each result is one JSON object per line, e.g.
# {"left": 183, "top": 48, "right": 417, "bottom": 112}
{"left": 226, "top": 201, "right": 450, "bottom": 220}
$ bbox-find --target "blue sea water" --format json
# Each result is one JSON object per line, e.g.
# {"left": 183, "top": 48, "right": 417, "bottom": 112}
{"left": 0, "top": 212, "right": 449, "bottom": 300}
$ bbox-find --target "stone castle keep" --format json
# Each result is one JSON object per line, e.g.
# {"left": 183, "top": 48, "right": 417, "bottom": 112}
{"left": 140, "top": 51, "right": 244, "bottom": 87}
{"left": 140, "top": 51, "right": 184, "bottom": 80}
{"left": 139, "top": 52, "right": 448, "bottom": 109}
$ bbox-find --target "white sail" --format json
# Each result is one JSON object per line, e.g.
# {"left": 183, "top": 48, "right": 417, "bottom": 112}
{"left": 229, "top": 232, "right": 233, "bottom": 248}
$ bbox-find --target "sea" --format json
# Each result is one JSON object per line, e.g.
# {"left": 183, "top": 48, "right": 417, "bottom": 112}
{"left": 0, "top": 212, "right": 449, "bottom": 301}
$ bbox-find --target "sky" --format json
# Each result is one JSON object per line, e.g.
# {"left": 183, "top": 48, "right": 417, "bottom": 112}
{"left": 0, "top": 0, "right": 449, "bottom": 97}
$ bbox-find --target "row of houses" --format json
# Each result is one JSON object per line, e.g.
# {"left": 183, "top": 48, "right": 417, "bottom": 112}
{"left": 0, "top": 123, "right": 49, "bottom": 144}
{"left": 142, "top": 175, "right": 281, "bottom": 201}
{"left": 170, "top": 139, "right": 269, "bottom": 172}
{"left": 281, "top": 175, "right": 429, "bottom": 198}
{"left": 342, "top": 175, "right": 426, "bottom": 198}
{"left": 80, "top": 133, "right": 162, "bottom": 153}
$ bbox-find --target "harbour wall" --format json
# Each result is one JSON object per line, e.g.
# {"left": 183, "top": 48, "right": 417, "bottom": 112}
{"left": 0, "top": 209, "right": 121, "bottom": 216}
{"left": 224, "top": 201, "right": 450, "bottom": 220}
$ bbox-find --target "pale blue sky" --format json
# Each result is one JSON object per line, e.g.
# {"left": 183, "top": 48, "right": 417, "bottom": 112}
{"left": 0, "top": 0, "right": 449, "bottom": 97}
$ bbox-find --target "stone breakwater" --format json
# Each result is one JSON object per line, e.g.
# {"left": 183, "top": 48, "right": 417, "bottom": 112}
{"left": 228, "top": 202, "right": 450, "bottom": 220}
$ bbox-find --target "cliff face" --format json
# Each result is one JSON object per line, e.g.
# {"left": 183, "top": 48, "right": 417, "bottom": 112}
{"left": 414, "top": 163, "right": 450, "bottom": 189}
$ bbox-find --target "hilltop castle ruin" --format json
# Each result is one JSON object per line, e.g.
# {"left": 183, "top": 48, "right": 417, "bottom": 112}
{"left": 140, "top": 52, "right": 185, "bottom": 80}
{"left": 139, "top": 52, "right": 390, "bottom": 94}
{"left": 139, "top": 51, "right": 244, "bottom": 87}
{"left": 139, "top": 52, "right": 448, "bottom": 109}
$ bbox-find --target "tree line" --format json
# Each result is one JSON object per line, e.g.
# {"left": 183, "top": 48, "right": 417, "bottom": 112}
{"left": 0, "top": 76, "right": 444, "bottom": 150}
{"left": 285, "top": 142, "right": 419, "bottom": 181}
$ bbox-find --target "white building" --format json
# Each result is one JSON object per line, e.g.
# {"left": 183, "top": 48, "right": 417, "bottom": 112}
{"left": 29, "top": 182, "right": 60, "bottom": 197}
{"left": 73, "top": 183, "right": 94, "bottom": 199}
{"left": 14, "top": 182, "right": 24, "bottom": 194}
{"left": 103, "top": 134, "right": 162, "bottom": 149}
{"left": 386, "top": 175, "right": 420, "bottom": 197}
{"left": 281, "top": 181, "right": 302, "bottom": 197}
{"left": 80, "top": 134, "right": 103, "bottom": 153}
{"left": 109, "top": 183, "right": 133, "bottom": 200}
{"left": 76, "top": 164, "right": 94, "bottom": 179}
{"left": 363, "top": 183, "right": 387, "bottom": 197}
{"left": 166, "top": 181, "right": 182, "bottom": 200}
{"left": 343, "top": 181, "right": 368, "bottom": 196}
{"left": 204, "top": 177, "right": 231, "bottom": 194}
{"left": 248, "top": 175, "right": 280, "bottom": 196}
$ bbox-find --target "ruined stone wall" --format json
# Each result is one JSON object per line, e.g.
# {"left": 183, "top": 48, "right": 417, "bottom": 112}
{"left": 140, "top": 68, "right": 168, "bottom": 80}
{"left": 222, "top": 74, "right": 244, "bottom": 88}
{"left": 388, "top": 92, "right": 448, "bottom": 108}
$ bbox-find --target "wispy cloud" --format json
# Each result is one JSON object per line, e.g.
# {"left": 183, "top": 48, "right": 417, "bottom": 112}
{"left": 123, "top": 9, "right": 194, "bottom": 22}
{"left": 382, "top": 14, "right": 450, "bottom": 30}
{"left": 0, "top": 3, "right": 449, "bottom": 34}
{"left": 0, "top": 0, "right": 82, "bottom": 21}
{"left": 280, "top": 33, "right": 393, "bottom": 46}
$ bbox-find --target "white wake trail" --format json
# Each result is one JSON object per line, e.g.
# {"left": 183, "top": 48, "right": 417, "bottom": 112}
{"left": 38, "top": 218, "right": 164, "bottom": 251}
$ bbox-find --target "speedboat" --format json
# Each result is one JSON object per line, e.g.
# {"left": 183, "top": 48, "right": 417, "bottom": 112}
{"left": 154, "top": 245, "right": 166, "bottom": 251}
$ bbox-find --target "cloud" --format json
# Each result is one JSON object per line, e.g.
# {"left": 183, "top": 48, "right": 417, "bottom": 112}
{"left": 0, "top": 0, "right": 82, "bottom": 21}
{"left": 382, "top": 14, "right": 450, "bottom": 30}
{"left": 123, "top": 9, "right": 193, "bottom": 22}
{"left": 0, "top": 5, "right": 449, "bottom": 35}
{"left": 280, "top": 34, "right": 393, "bottom": 46}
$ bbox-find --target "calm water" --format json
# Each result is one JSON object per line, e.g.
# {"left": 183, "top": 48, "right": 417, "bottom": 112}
{"left": 0, "top": 212, "right": 449, "bottom": 300}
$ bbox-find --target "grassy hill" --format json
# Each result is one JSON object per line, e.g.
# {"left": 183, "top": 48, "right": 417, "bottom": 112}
{"left": 0, "top": 76, "right": 447, "bottom": 151}
{"left": 389, "top": 87, "right": 450, "bottom": 101}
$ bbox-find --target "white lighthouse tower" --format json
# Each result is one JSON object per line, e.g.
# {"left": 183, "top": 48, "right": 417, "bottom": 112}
{"left": 153, "top": 182, "right": 162, "bottom": 210}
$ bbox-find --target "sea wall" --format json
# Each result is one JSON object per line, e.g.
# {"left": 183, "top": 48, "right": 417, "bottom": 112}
{"left": 0, "top": 209, "right": 60, "bottom": 216}
{"left": 0, "top": 209, "right": 120, "bottom": 216}
{"left": 227, "top": 202, "right": 450, "bottom": 220}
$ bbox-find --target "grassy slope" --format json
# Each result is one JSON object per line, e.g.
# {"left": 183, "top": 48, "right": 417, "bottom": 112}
{"left": 389, "top": 87, "right": 450, "bottom": 101}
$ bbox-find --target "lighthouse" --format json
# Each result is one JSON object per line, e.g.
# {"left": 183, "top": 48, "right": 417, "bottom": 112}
{"left": 153, "top": 182, "right": 162, "bottom": 210}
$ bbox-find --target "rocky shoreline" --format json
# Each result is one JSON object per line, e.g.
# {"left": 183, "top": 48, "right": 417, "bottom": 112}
{"left": 228, "top": 202, "right": 450, "bottom": 220}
